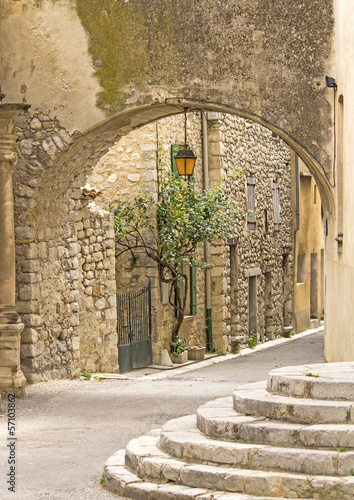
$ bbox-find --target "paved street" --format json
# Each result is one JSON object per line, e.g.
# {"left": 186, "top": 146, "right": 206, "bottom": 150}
{"left": 0, "top": 329, "right": 324, "bottom": 500}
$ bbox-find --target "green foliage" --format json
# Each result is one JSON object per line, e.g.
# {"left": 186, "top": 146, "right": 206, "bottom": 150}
{"left": 81, "top": 370, "right": 92, "bottom": 380}
{"left": 284, "top": 330, "right": 295, "bottom": 338}
{"left": 338, "top": 446, "right": 347, "bottom": 453}
{"left": 170, "top": 336, "right": 186, "bottom": 356}
{"left": 248, "top": 331, "right": 257, "bottom": 348}
{"left": 111, "top": 166, "right": 241, "bottom": 340}
{"left": 306, "top": 372, "right": 320, "bottom": 378}
{"left": 99, "top": 473, "right": 105, "bottom": 487}
{"left": 350, "top": 468, "right": 354, "bottom": 475}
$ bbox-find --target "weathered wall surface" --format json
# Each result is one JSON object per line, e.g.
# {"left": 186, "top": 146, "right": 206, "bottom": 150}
{"left": 1, "top": 0, "right": 335, "bottom": 180}
{"left": 293, "top": 156, "right": 324, "bottom": 333}
{"left": 89, "top": 113, "right": 206, "bottom": 361}
{"left": 325, "top": 0, "right": 354, "bottom": 361}
{"left": 207, "top": 114, "right": 293, "bottom": 352}
{"left": 13, "top": 108, "right": 118, "bottom": 381}
{"left": 77, "top": 201, "right": 117, "bottom": 373}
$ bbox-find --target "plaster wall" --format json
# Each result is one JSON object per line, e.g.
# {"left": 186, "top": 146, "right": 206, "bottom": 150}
{"left": 293, "top": 156, "right": 324, "bottom": 333}
{"left": 325, "top": 0, "right": 354, "bottom": 361}
{"left": 1, "top": 0, "right": 335, "bottom": 179}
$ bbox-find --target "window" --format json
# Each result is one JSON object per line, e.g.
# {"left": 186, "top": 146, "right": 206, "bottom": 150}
{"left": 273, "top": 180, "right": 281, "bottom": 231}
{"left": 247, "top": 176, "right": 256, "bottom": 230}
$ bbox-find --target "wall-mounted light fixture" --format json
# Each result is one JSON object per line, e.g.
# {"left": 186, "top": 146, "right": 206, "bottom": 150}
{"left": 174, "top": 108, "right": 197, "bottom": 179}
{"left": 325, "top": 76, "right": 337, "bottom": 91}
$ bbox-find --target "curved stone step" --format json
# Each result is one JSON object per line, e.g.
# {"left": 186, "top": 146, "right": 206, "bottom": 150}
{"left": 233, "top": 387, "right": 354, "bottom": 424}
{"left": 160, "top": 415, "right": 354, "bottom": 477}
{"left": 112, "top": 431, "right": 353, "bottom": 499}
{"left": 197, "top": 396, "right": 354, "bottom": 448}
{"left": 267, "top": 362, "right": 354, "bottom": 401}
{"left": 105, "top": 451, "right": 307, "bottom": 500}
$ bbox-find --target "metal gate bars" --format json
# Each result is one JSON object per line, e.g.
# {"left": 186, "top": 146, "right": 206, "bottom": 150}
{"left": 117, "top": 282, "right": 152, "bottom": 372}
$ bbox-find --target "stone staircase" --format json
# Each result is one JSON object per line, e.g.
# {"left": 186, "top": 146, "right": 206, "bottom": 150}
{"left": 104, "top": 362, "right": 354, "bottom": 499}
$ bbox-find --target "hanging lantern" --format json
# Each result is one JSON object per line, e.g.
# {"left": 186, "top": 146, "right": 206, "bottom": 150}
{"left": 174, "top": 147, "right": 197, "bottom": 177}
{"left": 174, "top": 108, "right": 197, "bottom": 178}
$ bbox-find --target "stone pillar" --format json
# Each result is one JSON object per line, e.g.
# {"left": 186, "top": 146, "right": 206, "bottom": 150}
{"left": 0, "top": 104, "right": 29, "bottom": 397}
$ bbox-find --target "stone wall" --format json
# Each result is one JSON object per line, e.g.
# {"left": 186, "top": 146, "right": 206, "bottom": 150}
{"left": 207, "top": 113, "right": 293, "bottom": 352}
{"left": 77, "top": 200, "right": 118, "bottom": 373}
{"left": 11, "top": 106, "right": 293, "bottom": 382}
{"left": 13, "top": 109, "right": 118, "bottom": 382}
{"left": 89, "top": 113, "right": 206, "bottom": 361}
{"left": 88, "top": 111, "right": 293, "bottom": 357}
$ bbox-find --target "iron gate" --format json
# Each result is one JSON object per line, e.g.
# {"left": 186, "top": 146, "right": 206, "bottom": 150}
{"left": 117, "top": 282, "right": 152, "bottom": 372}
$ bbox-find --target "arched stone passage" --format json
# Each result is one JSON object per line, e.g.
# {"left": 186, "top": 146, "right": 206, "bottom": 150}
{"left": 38, "top": 99, "right": 334, "bottom": 217}
{"left": 10, "top": 97, "right": 333, "bottom": 384}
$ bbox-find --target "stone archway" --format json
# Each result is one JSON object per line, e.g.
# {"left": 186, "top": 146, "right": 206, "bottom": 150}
{"left": 7, "top": 97, "right": 334, "bottom": 390}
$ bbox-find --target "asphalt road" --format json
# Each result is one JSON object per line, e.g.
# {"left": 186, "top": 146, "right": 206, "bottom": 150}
{"left": 0, "top": 329, "right": 324, "bottom": 500}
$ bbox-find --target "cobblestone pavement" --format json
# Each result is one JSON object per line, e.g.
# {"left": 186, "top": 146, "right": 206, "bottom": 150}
{"left": 0, "top": 329, "right": 324, "bottom": 500}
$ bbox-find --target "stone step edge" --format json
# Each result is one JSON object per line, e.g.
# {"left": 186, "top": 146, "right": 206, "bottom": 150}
{"left": 160, "top": 415, "right": 353, "bottom": 477}
{"left": 267, "top": 373, "right": 354, "bottom": 401}
{"left": 196, "top": 397, "right": 354, "bottom": 449}
{"left": 266, "top": 363, "right": 354, "bottom": 401}
{"left": 104, "top": 452, "right": 308, "bottom": 500}
{"left": 233, "top": 388, "right": 354, "bottom": 424}
{"left": 122, "top": 431, "right": 354, "bottom": 499}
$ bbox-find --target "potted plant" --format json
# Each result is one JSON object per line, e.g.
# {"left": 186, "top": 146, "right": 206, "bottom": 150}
{"left": 186, "top": 345, "right": 206, "bottom": 360}
{"left": 170, "top": 336, "right": 188, "bottom": 364}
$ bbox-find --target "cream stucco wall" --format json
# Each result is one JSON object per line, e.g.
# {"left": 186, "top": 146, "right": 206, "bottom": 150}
{"left": 324, "top": 0, "right": 354, "bottom": 361}
{"left": 1, "top": 0, "right": 105, "bottom": 133}
{"left": 293, "top": 155, "right": 324, "bottom": 333}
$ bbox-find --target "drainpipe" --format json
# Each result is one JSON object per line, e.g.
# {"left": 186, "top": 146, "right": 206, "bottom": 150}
{"left": 295, "top": 153, "right": 300, "bottom": 232}
{"left": 202, "top": 112, "right": 213, "bottom": 350}
{"left": 292, "top": 153, "right": 300, "bottom": 332}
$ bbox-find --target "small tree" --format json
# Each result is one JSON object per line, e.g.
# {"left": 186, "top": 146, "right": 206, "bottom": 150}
{"left": 112, "top": 168, "right": 242, "bottom": 342}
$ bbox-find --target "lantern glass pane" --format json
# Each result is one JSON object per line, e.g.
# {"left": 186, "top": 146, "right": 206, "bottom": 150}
{"left": 175, "top": 157, "right": 186, "bottom": 176}
{"left": 186, "top": 158, "right": 195, "bottom": 176}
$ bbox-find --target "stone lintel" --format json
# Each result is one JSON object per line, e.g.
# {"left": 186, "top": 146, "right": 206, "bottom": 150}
{"left": 244, "top": 267, "right": 261, "bottom": 277}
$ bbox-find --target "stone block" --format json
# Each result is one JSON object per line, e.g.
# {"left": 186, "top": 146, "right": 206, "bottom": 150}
{"left": 18, "top": 284, "right": 40, "bottom": 301}
{"left": 21, "top": 314, "right": 43, "bottom": 327}
{"left": 21, "top": 260, "right": 40, "bottom": 273}
{"left": 20, "top": 341, "right": 45, "bottom": 358}
{"left": 21, "top": 328, "right": 39, "bottom": 344}
{"left": 16, "top": 301, "right": 40, "bottom": 314}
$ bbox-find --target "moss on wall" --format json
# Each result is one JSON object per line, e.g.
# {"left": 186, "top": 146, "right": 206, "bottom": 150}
{"left": 76, "top": 0, "right": 148, "bottom": 111}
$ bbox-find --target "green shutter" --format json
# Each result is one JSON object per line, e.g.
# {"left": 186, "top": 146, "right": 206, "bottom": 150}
{"left": 190, "top": 260, "right": 197, "bottom": 315}
{"left": 188, "top": 146, "right": 195, "bottom": 190}
{"left": 175, "top": 260, "right": 183, "bottom": 318}
{"left": 171, "top": 144, "right": 180, "bottom": 176}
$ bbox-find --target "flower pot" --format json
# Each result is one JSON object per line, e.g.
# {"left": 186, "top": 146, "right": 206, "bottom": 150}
{"left": 187, "top": 346, "right": 206, "bottom": 360}
{"left": 169, "top": 351, "right": 188, "bottom": 364}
